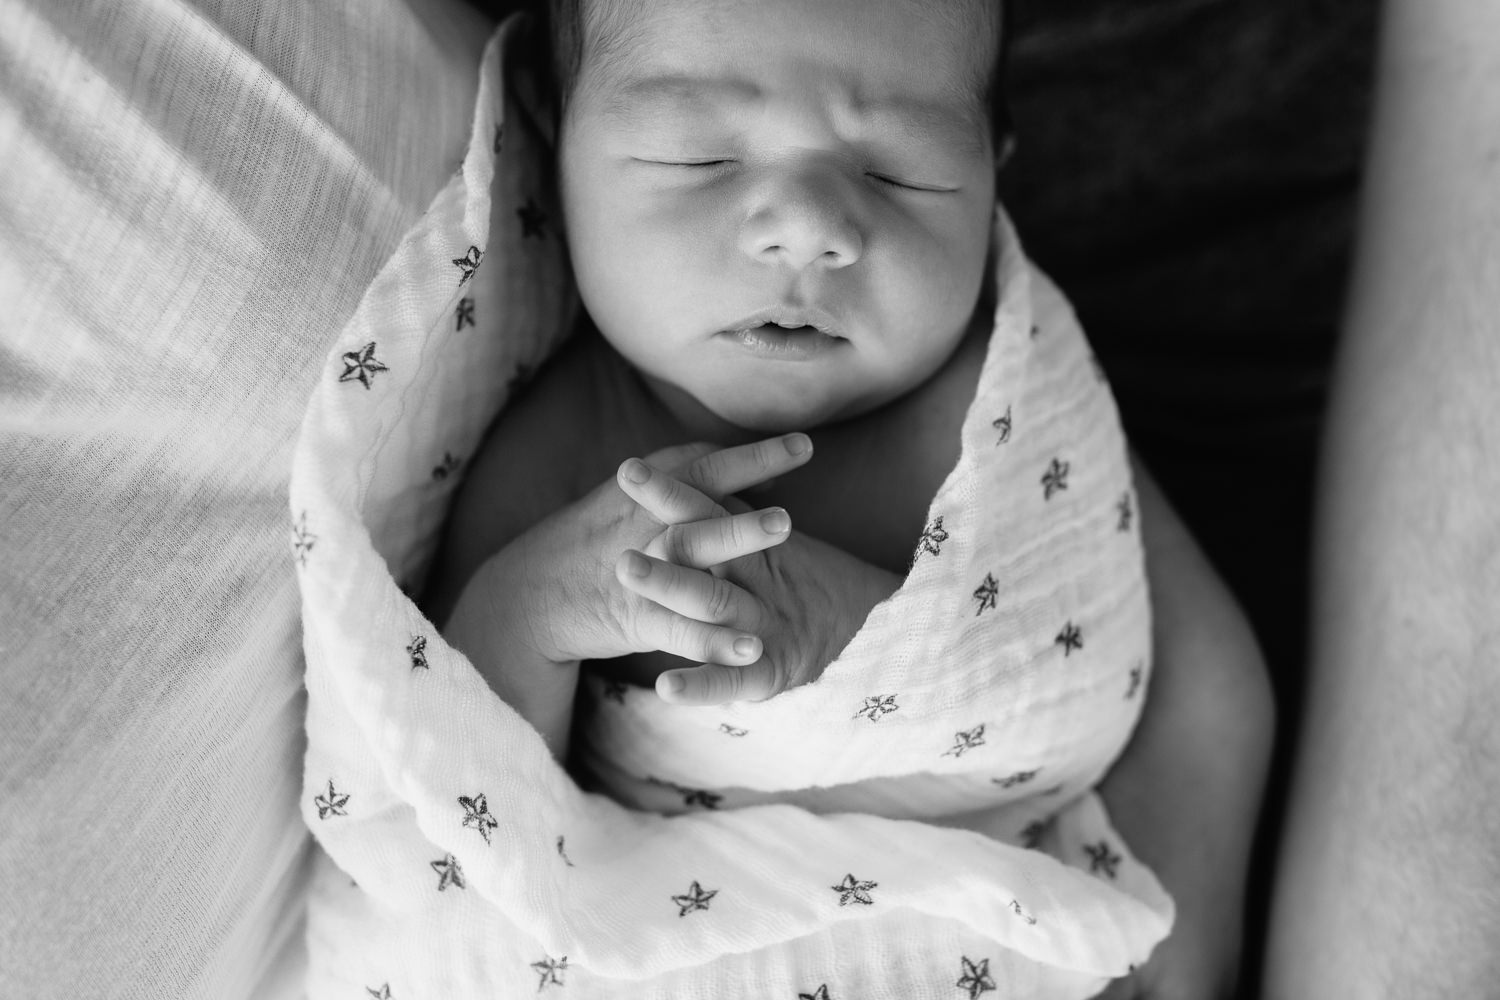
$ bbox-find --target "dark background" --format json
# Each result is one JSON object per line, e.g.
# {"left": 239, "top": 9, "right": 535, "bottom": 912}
{"left": 1000, "top": 0, "right": 1378, "bottom": 702}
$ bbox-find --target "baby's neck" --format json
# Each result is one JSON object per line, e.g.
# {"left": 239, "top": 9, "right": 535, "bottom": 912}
{"left": 634, "top": 370, "right": 779, "bottom": 447}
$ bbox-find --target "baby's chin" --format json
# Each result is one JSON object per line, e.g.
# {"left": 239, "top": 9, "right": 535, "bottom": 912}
{"left": 697, "top": 385, "right": 890, "bottom": 438}
{"left": 640, "top": 366, "right": 896, "bottom": 441}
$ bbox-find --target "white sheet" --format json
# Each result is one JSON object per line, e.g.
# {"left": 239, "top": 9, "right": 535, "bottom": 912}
{"left": 0, "top": 0, "right": 492, "bottom": 995}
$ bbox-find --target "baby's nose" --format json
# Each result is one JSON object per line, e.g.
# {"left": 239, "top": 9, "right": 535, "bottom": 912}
{"left": 738, "top": 174, "right": 863, "bottom": 270}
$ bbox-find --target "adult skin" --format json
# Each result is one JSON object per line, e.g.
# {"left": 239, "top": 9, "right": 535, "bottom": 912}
{"left": 1264, "top": 0, "right": 1500, "bottom": 995}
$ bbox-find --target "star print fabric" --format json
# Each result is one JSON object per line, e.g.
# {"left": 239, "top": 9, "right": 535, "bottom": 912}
{"left": 559, "top": 216, "right": 1172, "bottom": 996}
{"left": 293, "top": 14, "right": 1169, "bottom": 999}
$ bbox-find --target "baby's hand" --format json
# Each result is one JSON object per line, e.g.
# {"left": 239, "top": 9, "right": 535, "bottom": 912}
{"left": 501, "top": 435, "right": 811, "bottom": 669}
{"left": 616, "top": 451, "right": 901, "bottom": 706}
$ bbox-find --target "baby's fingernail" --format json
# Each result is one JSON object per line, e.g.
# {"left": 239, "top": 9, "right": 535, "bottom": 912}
{"left": 661, "top": 673, "right": 686, "bottom": 695}
{"left": 624, "top": 551, "right": 650, "bottom": 578}
{"left": 760, "top": 508, "right": 790, "bottom": 534}
{"left": 621, "top": 459, "right": 650, "bottom": 485}
{"left": 783, "top": 433, "right": 811, "bottom": 456}
{"left": 733, "top": 636, "right": 759, "bottom": 659}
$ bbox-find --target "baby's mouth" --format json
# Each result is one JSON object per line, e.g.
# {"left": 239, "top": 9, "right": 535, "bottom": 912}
{"left": 753, "top": 322, "right": 820, "bottom": 335}
{"left": 723, "top": 323, "right": 843, "bottom": 359}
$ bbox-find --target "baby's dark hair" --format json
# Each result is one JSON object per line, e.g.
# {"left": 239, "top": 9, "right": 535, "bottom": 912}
{"left": 536, "top": 0, "right": 1015, "bottom": 161}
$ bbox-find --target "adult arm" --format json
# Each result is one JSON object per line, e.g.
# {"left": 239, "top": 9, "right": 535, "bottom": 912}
{"left": 1097, "top": 456, "right": 1275, "bottom": 1000}
{"left": 1264, "top": 2, "right": 1500, "bottom": 995}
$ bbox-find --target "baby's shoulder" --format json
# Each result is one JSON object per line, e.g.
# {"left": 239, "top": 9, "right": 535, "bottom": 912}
{"left": 470, "top": 339, "right": 599, "bottom": 514}
{"left": 428, "top": 333, "right": 639, "bottom": 604}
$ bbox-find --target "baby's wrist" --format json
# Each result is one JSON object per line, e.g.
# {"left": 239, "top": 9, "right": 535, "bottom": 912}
{"left": 476, "top": 542, "right": 576, "bottom": 665}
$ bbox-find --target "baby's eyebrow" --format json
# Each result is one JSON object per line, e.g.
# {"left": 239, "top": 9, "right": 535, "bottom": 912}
{"left": 863, "top": 98, "right": 990, "bottom": 163}
{"left": 602, "top": 73, "right": 989, "bottom": 163}
{"left": 601, "top": 75, "right": 760, "bottom": 132}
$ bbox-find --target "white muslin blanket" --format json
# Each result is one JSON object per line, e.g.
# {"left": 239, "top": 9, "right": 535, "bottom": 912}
{"left": 293, "top": 16, "right": 1172, "bottom": 1000}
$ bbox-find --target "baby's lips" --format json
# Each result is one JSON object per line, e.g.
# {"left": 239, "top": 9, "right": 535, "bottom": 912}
{"left": 718, "top": 303, "right": 846, "bottom": 339}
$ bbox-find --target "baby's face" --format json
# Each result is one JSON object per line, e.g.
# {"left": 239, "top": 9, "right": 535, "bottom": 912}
{"left": 558, "top": 0, "right": 998, "bottom": 434}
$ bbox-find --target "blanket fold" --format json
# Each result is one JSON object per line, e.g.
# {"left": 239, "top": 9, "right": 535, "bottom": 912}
{"left": 292, "top": 15, "right": 1172, "bottom": 998}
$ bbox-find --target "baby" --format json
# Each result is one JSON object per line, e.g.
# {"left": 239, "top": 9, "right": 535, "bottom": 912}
{"left": 429, "top": 0, "right": 1015, "bottom": 753}
{"left": 416, "top": 0, "right": 1272, "bottom": 992}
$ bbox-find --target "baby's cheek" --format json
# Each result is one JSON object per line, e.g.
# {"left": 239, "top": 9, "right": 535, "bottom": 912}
{"left": 890, "top": 239, "right": 981, "bottom": 334}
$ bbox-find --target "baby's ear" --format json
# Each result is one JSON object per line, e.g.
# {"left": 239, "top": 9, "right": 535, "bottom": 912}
{"left": 995, "top": 130, "right": 1017, "bottom": 173}
{"left": 993, "top": 96, "right": 1017, "bottom": 173}
{"left": 507, "top": 12, "right": 561, "bottom": 150}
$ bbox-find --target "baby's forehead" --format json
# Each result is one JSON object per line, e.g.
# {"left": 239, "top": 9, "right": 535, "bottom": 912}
{"left": 577, "top": 0, "right": 997, "bottom": 114}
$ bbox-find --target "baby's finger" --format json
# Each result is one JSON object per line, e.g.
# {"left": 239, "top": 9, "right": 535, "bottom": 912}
{"left": 618, "top": 458, "right": 726, "bottom": 525}
{"left": 620, "top": 596, "right": 763, "bottom": 668}
{"left": 616, "top": 550, "right": 765, "bottom": 630}
{"left": 650, "top": 507, "right": 791, "bottom": 570}
{"left": 656, "top": 659, "right": 786, "bottom": 706}
{"left": 682, "top": 433, "right": 813, "bottom": 498}
{"left": 641, "top": 441, "right": 721, "bottom": 476}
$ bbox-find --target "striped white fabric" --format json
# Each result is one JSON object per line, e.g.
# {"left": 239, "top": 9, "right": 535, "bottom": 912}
{"left": 0, "top": 1, "right": 491, "bottom": 996}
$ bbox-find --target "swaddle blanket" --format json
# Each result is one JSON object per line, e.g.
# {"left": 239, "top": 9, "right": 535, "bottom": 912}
{"left": 293, "top": 16, "right": 1172, "bottom": 1000}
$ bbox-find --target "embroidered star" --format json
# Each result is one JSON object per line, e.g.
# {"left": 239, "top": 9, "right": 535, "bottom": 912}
{"left": 492, "top": 123, "right": 503, "bottom": 155}
{"left": 672, "top": 880, "right": 718, "bottom": 916}
{"left": 943, "top": 724, "right": 987, "bottom": 758}
{"left": 992, "top": 769, "right": 1039, "bottom": 789}
{"left": 531, "top": 955, "right": 568, "bottom": 990}
{"left": 601, "top": 679, "right": 628, "bottom": 704}
{"left": 852, "top": 694, "right": 899, "bottom": 723}
{"left": 1041, "top": 457, "right": 1070, "bottom": 500}
{"left": 992, "top": 405, "right": 1012, "bottom": 445}
{"left": 799, "top": 986, "right": 832, "bottom": 1000}
{"left": 459, "top": 793, "right": 499, "bottom": 844}
{"left": 517, "top": 196, "right": 547, "bottom": 238}
{"left": 914, "top": 515, "right": 950, "bottom": 562}
{"left": 455, "top": 297, "right": 475, "bottom": 330}
{"left": 718, "top": 723, "right": 748, "bottom": 737}
{"left": 1010, "top": 898, "right": 1038, "bottom": 925}
{"left": 338, "top": 341, "right": 390, "bottom": 389}
{"left": 1116, "top": 491, "right": 1133, "bottom": 532}
{"left": 430, "top": 853, "right": 465, "bottom": 891}
{"left": 452, "top": 245, "right": 484, "bottom": 284}
{"left": 1055, "top": 621, "right": 1084, "bottom": 656}
{"left": 432, "top": 451, "right": 462, "bottom": 481}
{"left": 1126, "top": 662, "right": 1145, "bottom": 699}
{"left": 406, "top": 635, "right": 429, "bottom": 671}
{"left": 556, "top": 835, "right": 575, "bottom": 867}
{"left": 648, "top": 776, "right": 722, "bottom": 810}
{"left": 366, "top": 985, "right": 392, "bottom": 1000}
{"left": 313, "top": 779, "right": 349, "bottom": 819}
{"left": 290, "top": 511, "right": 316, "bottom": 566}
{"left": 1085, "top": 840, "right": 1122, "bottom": 879}
{"left": 1020, "top": 820, "right": 1048, "bottom": 849}
{"left": 684, "top": 788, "right": 722, "bottom": 809}
{"left": 956, "top": 956, "right": 997, "bottom": 998}
{"left": 831, "top": 873, "right": 878, "bottom": 906}
{"left": 973, "top": 573, "right": 999, "bottom": 615}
